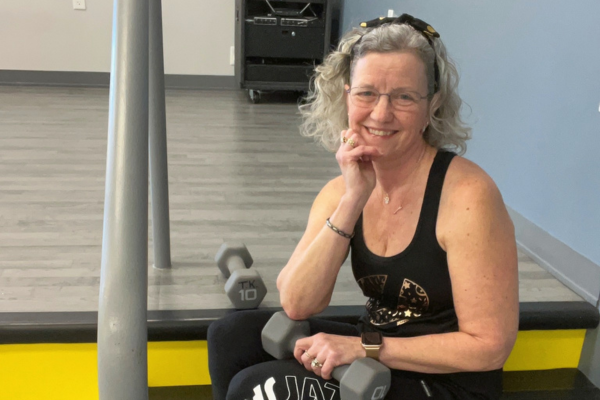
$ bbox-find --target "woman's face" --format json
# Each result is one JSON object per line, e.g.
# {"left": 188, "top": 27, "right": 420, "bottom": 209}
{"left": 345, "top": 51, "right": 432, "bottom": 156}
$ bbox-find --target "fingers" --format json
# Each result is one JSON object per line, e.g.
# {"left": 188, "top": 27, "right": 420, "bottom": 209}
{"left": 301, "top": 350, "right": 315, "bottom": 371}
{"left": 293, "top": 341, "right": 306, "bottom": 363}
{"left": 307, "top": 350, "right": 336, "bottom": 380}
{"left": 294, "top": 334, "right": 340, "bottom": 380}
{"left": 295, "top": 338, "right": 326, "bottom": 377}
{"left": 320, "top": 355, "right": 335, "bottom": 380}
{"left": 293, "top": 337, "right": 311, "bottom": 364}
{"left": 338, "top": 130, "right": 383, "bottom": 163}
{"left": 302, "top": 348, "right": 325, "bottom": 378}
{"left": 293, "top": 347, "right": 313, "bottom": 370}
{"left": 340, "top": 130, "right": 359, "bottom": 150}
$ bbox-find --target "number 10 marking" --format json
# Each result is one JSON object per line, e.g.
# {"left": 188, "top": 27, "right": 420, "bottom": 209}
{"left": 239, "top": 288, "right": 257, "bottom": 301}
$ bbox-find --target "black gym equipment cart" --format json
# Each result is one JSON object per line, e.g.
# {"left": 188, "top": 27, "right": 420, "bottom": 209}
{"left": 235, "top": 0, "right": 340, "bottom": 103}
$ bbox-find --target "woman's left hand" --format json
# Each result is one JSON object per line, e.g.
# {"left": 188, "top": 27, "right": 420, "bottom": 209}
{"left": 293, "top": 333, "right": 365, "bottom": 380}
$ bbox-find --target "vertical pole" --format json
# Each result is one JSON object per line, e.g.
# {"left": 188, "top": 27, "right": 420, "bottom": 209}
{"left": 149, "top": 0, "right": 172, "bottom": 269}
{"left": 98, "top": 0, "right": 149, "bottom": 399}
{"left": 579, "top": 306, "right": 600, "bottom": 387}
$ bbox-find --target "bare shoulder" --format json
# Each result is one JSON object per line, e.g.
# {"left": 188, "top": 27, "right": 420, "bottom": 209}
{"left": 442, "top": 155, "right": 503, "bottom": 207}
{"left": 438, "top": 155, "right": 512, "bottom": 249}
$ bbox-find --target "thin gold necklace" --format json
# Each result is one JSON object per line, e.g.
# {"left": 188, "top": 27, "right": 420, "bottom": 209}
{"left": 383, "top": 148, "right": 426, "bottom": 215}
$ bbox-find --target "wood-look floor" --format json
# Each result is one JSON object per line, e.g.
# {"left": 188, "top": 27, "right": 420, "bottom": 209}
{"left": 0, "top": 86, "right": 583, "bottom": 313}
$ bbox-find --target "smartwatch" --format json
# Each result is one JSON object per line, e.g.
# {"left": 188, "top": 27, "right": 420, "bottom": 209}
{"left": 361, "top": 331, "right": 383, "bottom": 361}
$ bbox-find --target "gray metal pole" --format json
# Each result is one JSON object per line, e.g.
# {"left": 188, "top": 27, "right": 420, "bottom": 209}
{"left": 149, "top": 0, "right": 172, "bottom": 270}
{"left": 580, "top": 317, "right": 600, "bottom": 387}
{"left": 98, "top": 0, "right": 149, "bottom": 399}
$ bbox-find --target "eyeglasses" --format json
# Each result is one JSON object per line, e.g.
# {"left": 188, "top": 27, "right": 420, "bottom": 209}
{"left": 346, "top": 87, "right": 429, "bottom": 110}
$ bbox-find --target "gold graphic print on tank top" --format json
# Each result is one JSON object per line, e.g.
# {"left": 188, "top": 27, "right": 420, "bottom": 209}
{"left": 358, "top": 277, "right": 430, "bottom": 326}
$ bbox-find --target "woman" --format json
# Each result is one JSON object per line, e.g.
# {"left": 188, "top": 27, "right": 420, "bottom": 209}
{"left": 208, "top": 14, "right": 518, "bottom": 400}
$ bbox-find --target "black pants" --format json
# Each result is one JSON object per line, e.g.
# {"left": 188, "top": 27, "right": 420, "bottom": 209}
{"left": 207, "top": 310, "right": 482, "bottom": 400}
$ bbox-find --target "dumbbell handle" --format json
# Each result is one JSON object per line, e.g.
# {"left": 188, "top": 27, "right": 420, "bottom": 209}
{"left": 222, "top": 255, "right": 247, "bottom": 278}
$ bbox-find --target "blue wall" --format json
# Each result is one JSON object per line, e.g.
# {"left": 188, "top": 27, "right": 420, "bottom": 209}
{"left": 341, "top": 0, "right": 600, "bottom": 266}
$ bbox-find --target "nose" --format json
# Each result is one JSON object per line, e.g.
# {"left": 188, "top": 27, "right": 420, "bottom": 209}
{"left": 370, "top": 94, "right": 394, "bottom": 122}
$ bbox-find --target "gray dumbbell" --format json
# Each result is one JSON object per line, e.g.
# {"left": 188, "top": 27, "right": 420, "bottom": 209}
{"left": 261, "top": 311, "right": 391, "bottom": 400}
{"left": 215, "top": 242, "right": 267, "bottom": 309}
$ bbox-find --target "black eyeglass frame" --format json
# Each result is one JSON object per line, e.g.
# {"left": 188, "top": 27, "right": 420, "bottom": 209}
{"left": 351, "top": 14, "right": 441, "bottom": 93}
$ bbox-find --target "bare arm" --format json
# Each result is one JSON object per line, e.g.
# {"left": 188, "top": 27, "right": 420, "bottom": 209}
{"left": 377, "top": 168, "right": 519, "bottom": 372}
{"left": 277, "top": 130, "right": 381, "bottom": 320}
{"left": 277, "top": 178, "right": 362, "bottom": 320}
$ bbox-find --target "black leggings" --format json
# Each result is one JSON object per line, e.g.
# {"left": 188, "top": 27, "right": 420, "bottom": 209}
{"left": 207, "top": 310, "right": 481, "bottom": 400}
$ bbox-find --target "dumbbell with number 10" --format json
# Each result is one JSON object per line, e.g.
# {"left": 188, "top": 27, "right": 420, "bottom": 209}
{"left": 215, "top": 242, "right": 267, "bottom": 309}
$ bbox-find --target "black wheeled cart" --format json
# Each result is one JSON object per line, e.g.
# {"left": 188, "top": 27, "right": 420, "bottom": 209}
{"left": 235, "top": 0, "right": 340, "bottom": 103}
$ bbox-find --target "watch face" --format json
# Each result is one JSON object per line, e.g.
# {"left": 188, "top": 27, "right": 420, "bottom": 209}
{"left": 362, "top": 332, "right": 383, "bottom": 346}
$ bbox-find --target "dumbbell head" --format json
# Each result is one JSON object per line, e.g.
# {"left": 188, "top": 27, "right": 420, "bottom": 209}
{"left": 261, "top": 311, "right": 311, "bottom": 359}
{"left": 334, "top": 358, "right": 391, "bottom": 400}
{"left": 215, "top": 242, "right": 266, "bottom": 309}
{"left": 224, "top": 268, "right": 267, "bottom": 309}
{"left": 215, "top": 242, "right": 253, "bottom": 277}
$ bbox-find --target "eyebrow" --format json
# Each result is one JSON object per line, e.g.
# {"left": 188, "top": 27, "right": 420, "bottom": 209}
{"left": 354, "top": 84, "right": 421, "bottom": 93}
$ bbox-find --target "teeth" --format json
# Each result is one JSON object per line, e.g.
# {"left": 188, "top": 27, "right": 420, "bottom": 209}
{"left": 368, "top": 128, "right": 395, "bottom": 136}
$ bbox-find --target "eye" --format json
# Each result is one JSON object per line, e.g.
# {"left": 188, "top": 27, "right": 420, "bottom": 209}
{"left": 355, "top": 90, "right": 378, "bottom": 98}
{"left": 395, "top": 92, "right": 416, "bottom": 102}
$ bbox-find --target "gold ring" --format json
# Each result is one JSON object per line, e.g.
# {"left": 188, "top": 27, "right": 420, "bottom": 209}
{"left": 311, "top": 358, "right": 323, "bottom": 369}
{"left": 304, "top": 351, "right": 314, "bottom": 359}
{"left": 347, "top": 138, "right": 356, "bottom": 147}
{"left": 341, "top": 136, "right": 348, "bottom": 144}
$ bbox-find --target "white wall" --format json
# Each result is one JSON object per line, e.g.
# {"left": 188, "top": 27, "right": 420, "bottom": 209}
{"left": 0, "top": 0, "right": 235, "bottom": 76}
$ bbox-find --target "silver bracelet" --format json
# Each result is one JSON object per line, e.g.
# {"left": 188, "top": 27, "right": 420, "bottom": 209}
{"left": 326, "top": 218, "right": 355, "bottom": 239}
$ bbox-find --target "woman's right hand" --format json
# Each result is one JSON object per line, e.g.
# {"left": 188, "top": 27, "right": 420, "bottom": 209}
{"left": 336, "top": 129, "right": 381, "bottom": 205}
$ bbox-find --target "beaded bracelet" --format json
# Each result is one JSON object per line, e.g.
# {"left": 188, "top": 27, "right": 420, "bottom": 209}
{"left": 326, "top": 218, "right": 355, "bottom": 239}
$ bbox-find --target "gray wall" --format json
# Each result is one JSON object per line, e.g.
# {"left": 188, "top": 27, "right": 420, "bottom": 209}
{"left": 0, "top": 0, "right": 234, "bottom": 76}
{"left": 341, "top": 0, "right": 600, "bottom": 302}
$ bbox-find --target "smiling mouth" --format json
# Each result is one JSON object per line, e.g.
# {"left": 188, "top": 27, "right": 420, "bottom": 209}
{"left": 367, "top": 127, "right": 398, "bottom": 136}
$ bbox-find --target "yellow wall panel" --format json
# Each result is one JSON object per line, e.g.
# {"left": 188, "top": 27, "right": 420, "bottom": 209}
{"left": 0, "top": 343, "right": 99, "bottom": 400}
{"left": 148, "top": 341, "right": 210, "bottom": 386}
{"left": 0, "top": 331, "right": 588, "bottom": 400}
{"left": 504, "top": 330, "right": 586, "bottom": 371}
{"left": 0, "top": 341, "right": 210, "bottom": 400}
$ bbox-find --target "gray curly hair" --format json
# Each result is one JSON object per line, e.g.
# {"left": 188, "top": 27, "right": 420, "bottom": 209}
{"left": 298, "top": 23, "right": 471, "bottom": 155}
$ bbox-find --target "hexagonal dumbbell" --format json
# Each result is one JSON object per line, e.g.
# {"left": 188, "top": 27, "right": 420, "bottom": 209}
{"left": 215, "top": 242, "right": 267, "bottom": 309}
{"left": 262, "top": 311, "right": 391, "bottom": 400}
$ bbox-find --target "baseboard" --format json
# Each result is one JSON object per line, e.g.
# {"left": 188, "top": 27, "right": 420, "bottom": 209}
{"left": 508, "top": 207, "right": 600, "bottom": 306}
{"left": 0, "top": 70, "right": 237, "bottom": 90}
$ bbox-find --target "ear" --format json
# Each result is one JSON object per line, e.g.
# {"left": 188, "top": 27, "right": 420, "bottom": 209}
{"left": 344, "top": 84, "right": 351, "bottom": 111}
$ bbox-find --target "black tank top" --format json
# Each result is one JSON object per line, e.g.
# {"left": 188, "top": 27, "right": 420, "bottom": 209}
{"left": 350, "top": 150, "right": 502, "bottom": 398}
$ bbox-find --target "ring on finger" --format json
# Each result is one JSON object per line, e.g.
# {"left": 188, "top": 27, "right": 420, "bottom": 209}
{"left": 304, "top": 351, "right": 314, "bottom": 359}
{"left": 311, "top": 358, "right": 323, "bottom": 369}
{"left": 341, "top": 136, "right": 348, "bottom": 144}
{"left": 347, "top": 138, "right": 356, "bottom": 147}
